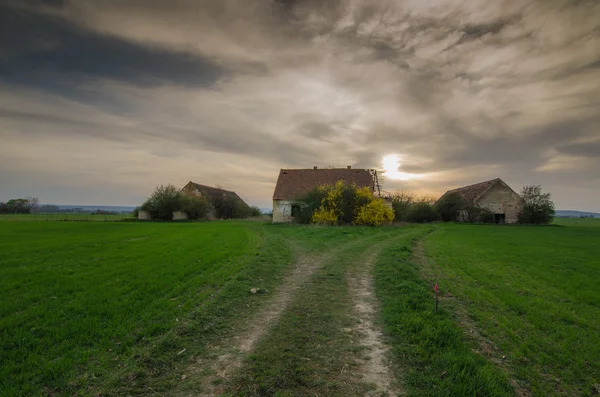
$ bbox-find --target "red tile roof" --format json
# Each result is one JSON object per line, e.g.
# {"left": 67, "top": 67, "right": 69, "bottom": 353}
{"left": 272, "top": 168, "right": 375, "bottom": 200}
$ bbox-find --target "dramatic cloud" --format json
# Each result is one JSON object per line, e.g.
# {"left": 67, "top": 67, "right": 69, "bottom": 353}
{"left": 1, "top": 0, "right": 599, "bottom": 210}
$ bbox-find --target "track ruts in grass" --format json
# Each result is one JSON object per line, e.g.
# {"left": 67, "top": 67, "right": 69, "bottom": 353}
{"left": 346, "top": 245, "right": 404, "bottom": 396}
{"left": 223, "top": 232, "right": 401, "bottom": 397}
{"left": 175, "top": 232, "right": 378, "bottom": 396}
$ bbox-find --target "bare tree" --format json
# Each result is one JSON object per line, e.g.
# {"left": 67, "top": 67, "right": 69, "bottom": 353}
{"left": 25, "top": 197, "right": 39, "bottom": 212}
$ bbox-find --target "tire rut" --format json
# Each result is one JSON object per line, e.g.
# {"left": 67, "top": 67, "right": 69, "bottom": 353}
{"left": 346, "top": 246, "right": 404, "bottom": 396}
{"left": 179, "top": 244, "right": 342, "bottom": 397}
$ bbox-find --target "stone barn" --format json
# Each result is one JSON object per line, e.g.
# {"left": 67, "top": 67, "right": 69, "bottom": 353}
{"left": 438, "top": 178, "right": 523, "bottom": 224}
{"left": 182, "top": 181, "right": 250, "bottom": 219}
{"left": 272, "top": 166, "right": 378, "bottom": 223}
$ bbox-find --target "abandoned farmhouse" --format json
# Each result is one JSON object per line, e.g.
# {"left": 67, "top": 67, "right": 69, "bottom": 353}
{"left": 272, "top": 167, "right": 381, "bottom": 223}
{"left": 437, "top": 178, "right": 524, "bottom": 224}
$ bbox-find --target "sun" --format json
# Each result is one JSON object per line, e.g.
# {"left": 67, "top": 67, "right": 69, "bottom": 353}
{"left": 381, "top": 154, "right": 424, "bottom": 181}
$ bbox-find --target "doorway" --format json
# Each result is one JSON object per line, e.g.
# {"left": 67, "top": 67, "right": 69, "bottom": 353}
{"left": 494, "top": 213, "right": 506, "bottom": 224}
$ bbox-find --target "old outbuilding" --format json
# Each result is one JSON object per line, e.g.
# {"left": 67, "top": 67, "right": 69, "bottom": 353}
{"left": 182, "top": 181, "right": 250, "bottom": 219}
{"left": 438, "top": 178, "right": 523, "bottom": 224}
{"left": 272, "top": 166, "right": 379, "bottom": 223}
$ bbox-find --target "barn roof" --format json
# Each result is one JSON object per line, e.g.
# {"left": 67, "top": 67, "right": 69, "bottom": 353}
{"left": 184, "top": 182, "right": 249, "bottom": 208}
{"left": 272, "top": 168, "right": 375, "bottom": 200}
{"left": 437, "top": 178, "right": 517, "bottom": 205}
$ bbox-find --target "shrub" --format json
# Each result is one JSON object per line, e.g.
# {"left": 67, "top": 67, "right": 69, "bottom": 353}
{"left": 518, "top": 185, "right": 555, "bottom": 224}
{"left": 389, "top": 190, "right": 416, "bottom": 221}
{"left": 311, "top": 207, "right": 338, "bottom": 225}
{"left": 435, "top": 192, "right": 464, "bottom": 222}
{"left": 249, "top": 206, "right": 262, "bottom": 217}
{"left": 297, "top": 187, "right": 328, "bottom": 224}
{"left": 300, "top": 181, "right": 394, "bottom": 226}
{"left": 181, "top": 194, "right": 212, "bottom": 220}
{"left": 355, "top": 199, "right": 394, "bottom": 226}
{"left": 406, "top": 202, "right": 440, "bottom": 223}
{"left": 141, "top": 184, "right": 182, "bottom": 221}
{"left": 211, "top": 194, "right": 251, "bottom": 219}
{"left": 463, "top": 205, "right": 495, "bottom": 223}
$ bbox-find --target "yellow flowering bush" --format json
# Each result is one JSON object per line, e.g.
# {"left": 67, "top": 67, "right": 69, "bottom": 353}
{"left": 304, "top": 181, "right": 395, "bottom": 226}
{"left": 354, "top": 199, "right": 395, "bottom": 226}
{"left": 311, "top": 207, "right": 338, "bottom": 225}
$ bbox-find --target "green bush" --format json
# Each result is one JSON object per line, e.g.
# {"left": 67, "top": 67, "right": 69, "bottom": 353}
{"left": 406, "top": 202, "right": 440, "bottom": 223}
{"left": 181, "top": 194, "right": 212, "bottom": 220}
{"left": 211, "top": 194, "right": 251, "bottom": 219}
{"left": 435, "top": 192, "right": 464, "bottom": 222}
{"left": 389, "top": 190, "right": 416, "bottom": 221}
{"left": 296, "top": 187, "right": 327, "bottom": 224}
{"left": 464, "top": 205, "right": 495, "bottom": 223}
{"left": 249, "top": 206, "right": 262, "bottom": 217}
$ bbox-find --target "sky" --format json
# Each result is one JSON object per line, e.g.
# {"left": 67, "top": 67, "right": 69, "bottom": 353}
{"left": 1, "top": 0, "right": 599, "bottom": 211}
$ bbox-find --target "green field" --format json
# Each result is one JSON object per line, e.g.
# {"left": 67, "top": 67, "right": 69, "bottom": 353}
{"left": 0, "top": 213, "right": 134, "bottom": 221}
{"left": 421, "top": 221, "right": 600, "bottom": 396}
{"left": 1, "top": 219, "right": 599, "bottom": 396}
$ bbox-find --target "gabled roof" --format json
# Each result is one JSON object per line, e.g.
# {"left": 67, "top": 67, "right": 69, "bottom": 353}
{"left": 273, "top": 168, "right": 374, "bottom": 200}
{"left": 437, "top": 178, "right": 519, "bottom": 205}
{"left": 183, "top": 181, "right": 249, "bottom": 208}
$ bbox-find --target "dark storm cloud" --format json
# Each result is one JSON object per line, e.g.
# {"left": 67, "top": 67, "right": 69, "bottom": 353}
{"left": 0, "top": 7, "right": 226, "bottom": 90}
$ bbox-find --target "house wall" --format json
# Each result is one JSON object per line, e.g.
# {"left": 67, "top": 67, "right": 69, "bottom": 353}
{"left": 138, "top": 210, "right": 151, "bottom": 220}
{"left": 477, "top": 184, "right": 523, "bottom": 223}
{"left": 273, "top": 200, "right": 296, "bottom": 223}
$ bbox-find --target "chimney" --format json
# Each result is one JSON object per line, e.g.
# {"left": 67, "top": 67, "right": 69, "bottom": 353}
{"left": 347, "top": 165, "right": 352, "bottom": 169}
{"left": 313, "top": 166, "right": 318, "bottom": 170}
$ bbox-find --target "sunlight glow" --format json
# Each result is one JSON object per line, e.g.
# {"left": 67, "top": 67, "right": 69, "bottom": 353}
{"left": 382, "top": 154, "right": 424, "bottom": 181}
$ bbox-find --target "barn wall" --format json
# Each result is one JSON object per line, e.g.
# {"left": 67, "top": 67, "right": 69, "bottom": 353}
{"left": 477, "top": 184, "right": 523, "bottom": 223}
{"left": 273, "top": 200, "right": 296, "bottom": 223}
{"left": 173, "top": 211, "right": 188, "bottom": 220}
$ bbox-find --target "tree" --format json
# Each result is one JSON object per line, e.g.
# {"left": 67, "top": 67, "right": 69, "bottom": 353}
{"left": 518, "top": 185, "right": 555, "bottom": 224}
{"left": 435, "top": 192, "right": 464, "bottom": 222}
{"left": 1, "top": 198, "right": 29, "bottom": 214}
{"left": 24, "top": 197, "right": 39, "bottom": 213}
{"left": 140, "top": 184, "right": 183, "bottom": 221}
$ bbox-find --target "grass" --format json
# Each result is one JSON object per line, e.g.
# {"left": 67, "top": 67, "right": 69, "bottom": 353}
{"left": 423, "top": 221, "right": 600, "bottom": 396}
{"left": 0, "top": 213, "right": 134, "bottom": 221}
{"left": 0, "top": 221, "right": 292, "bottom": 396}
{"left": 3, "top": 218, "right": 599, "bottom": 396}
{"left": 226, "top": 225, "right": 406, "bottom": 396}
{"left": 373, "top": 227, "right": 514, "bottom": 396}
